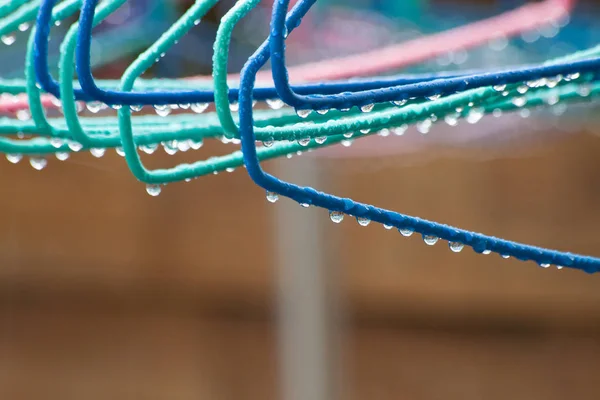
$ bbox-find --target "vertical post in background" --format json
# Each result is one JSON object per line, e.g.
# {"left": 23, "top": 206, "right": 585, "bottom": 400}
{"left": 273, "top": 156, "right": 341, "bottom": 400}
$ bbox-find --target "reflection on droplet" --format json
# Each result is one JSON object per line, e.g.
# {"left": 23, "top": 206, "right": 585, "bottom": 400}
{"left": 146, "top": 184, "right": 161, "bottom": 197}
{"left": 423, "top": 235, "right": 439, "bottom": 246}
{"left": 399, "top": 228, "right": 413, "bottom": 237}
{"left": 295, "top": 109, "right": 311, "bottom": 118}
{"left": 266, "top": 98, "right": 284, "bottom": 110}
{"left": 357, "top": 217, "right": 371, "bottom": 227}
{"left": 6, "top": 154, "right": 22, "bottom": 164}
{"left": 191, "top": 103, "right": 209, "bottom": 113}
{"left": 360, "top": 103, "right": 374, "bottom": 113}
{"left": 29, "top": 157, "right": 47, "bottom": 171}
{"left": 449, "top": 242, "right": 464, "bottom": 253}
{"left": 329, "top": 211, "right": 344, "bottom": 224}
{"left": 266, "top": 191, "right": 279, "bottom": 203}
{"left": 1, "top": 34, "right": 16, "bottom": 46}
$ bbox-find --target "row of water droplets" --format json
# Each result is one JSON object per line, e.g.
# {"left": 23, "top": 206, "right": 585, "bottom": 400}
{"left": 265, "top": 191, "right": 565, "bottom": 270}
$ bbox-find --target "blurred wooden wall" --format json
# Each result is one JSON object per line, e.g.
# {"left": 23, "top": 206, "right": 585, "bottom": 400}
{"left": 1, "top": 129, "right": 600, "bottom": 399}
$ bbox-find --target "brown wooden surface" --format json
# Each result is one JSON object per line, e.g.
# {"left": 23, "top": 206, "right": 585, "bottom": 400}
{"left": 1, "top": 131, "right": 600, "bottom": 398}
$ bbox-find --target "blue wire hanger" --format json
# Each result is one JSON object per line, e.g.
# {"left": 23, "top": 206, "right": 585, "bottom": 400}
{"left": 233, "top": 0, "right": 600, "bottom": 273}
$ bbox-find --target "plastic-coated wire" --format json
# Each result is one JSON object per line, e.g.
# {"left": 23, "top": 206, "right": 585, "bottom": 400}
{"left": 236, "top": 40, "right": 600, "bottom": 274}
{"left": 269, "top": 0, "right": 600, "bottom": 111}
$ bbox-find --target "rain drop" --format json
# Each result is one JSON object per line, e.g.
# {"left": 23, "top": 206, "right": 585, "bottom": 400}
{"left": 67, "top": 141, "right": 83, "bottom": 152}
{"left": 50, "top": 138, "right": 64, "bottom": 149}
{"left": 116, "top": 147, "right": 125, "bottom": 157}
{"left": 295, "top": 109, "right": 311, "bottom": 118}
{"left": 383, "top": 224, "right": 393, "bottom": 230}
{"left": 466, "top": 108, "right": 484, "bottom": 124}
{"left": 1, "top": 34, "right": 16, "bottom": 46}
{"left": 86, "top": 101, "right": 104, "bottom": 113}
{"left": 399, "top": 228, "right": 413, "bottom": 237}
{"left": 393, "top": 125, "right": 407, "bottom": 136}
{"left": 6, "top": 154, "right": 22, "bottom": 164}
{"left": 154, "top": 105, "right": 171, "bottom": 117}
{"left": 426, "top": 94, "right": 441, "bottom": 101}
{"left": 56, "top": 152, "right": 69, "bottom": 161}
{"left": 191, "top": 103, "right": 209, "bottom": 113}
{"left": 357, "top": 217, "right": 371, "bottom": 227}
{"left": 130, "top": 104, "right": 144, "bottom": 112}
{"left": 90, "top": 148, "right": 106, "bottom": 158}
{"left": 360, "top": 103, "right": 375, "bottom": 113}
{"left": 298, "top": 137, "right": 311, "bottom": 146}
{"left": 229, "top": 102, "right": 239, "bottom": 112}
{"left": 18, "top": 23, "right": 30, "bottom": 32}
{"left": 266, "top": 191, "right": 279, "bottom": 203}
{"left": 416, "top": 119, "right": 432, "bottom": 134}
{"left": 329, "top": 211, "right": 344, "bottom": 224}
{"left": 492, "top": 84, "right": 507, "bottom": 92}
{"left": 146, "top": 184, "right": 161, "bottom": 197}
{"left": 539, "top": 263, "right": 550, "bottom": 268}
{"left": 29, "top": 157, "right": 47, "bottom": 171}
{"left": 392, "top": 99, "right": 408, "bottom": 107}
{"left": 511, "top": 97, "right": 527, "bottom": 107}
{"left": 315, "top": 136, "right": 327, "bottom": 144}
{"left": 449, "top": 242, "right": 464, "bottom": 253}
{"left": 423, "top": 235, "right": 439, "bottom": 246}
{"left": 266, "top": 98, "right": 284, "bottom": 110}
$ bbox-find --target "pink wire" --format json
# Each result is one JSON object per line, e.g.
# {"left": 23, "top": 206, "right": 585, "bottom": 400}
{"left": 0, "top": 0, "right": 576, "bottom": 115}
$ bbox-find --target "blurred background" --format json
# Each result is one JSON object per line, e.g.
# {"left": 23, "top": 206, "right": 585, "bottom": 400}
{"left": 2, "top": 0, "right": 600, "bottom": 399}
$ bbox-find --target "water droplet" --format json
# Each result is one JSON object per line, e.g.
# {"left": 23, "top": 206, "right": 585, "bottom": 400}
{"left": 577, "top": 84, "right": 591, "bottom": 97}
{"left": 266, "top": 98, "right": 284, "bottom": 110}
{"left": 115, "top": 147, "right": 125, "bottom": 157}
{"left": 178, "top": 103, "right": 190, "bottom": 110}
{"left": 423, "top": 235, "right": 439, "bottom": 246}
{"left": 359, "top": 128, "right": 370, "bottom": 134}
{"left": 54, "top": 20, "right": 61, "bottom": 26}
{"left": 229, "top": 102, "right": 239, "bottom": 112}
{"left": 565, "top": 72, "right": 580, "bottom": 81}
{"left": 392, "top": 99, "right": 408, "bottom": 107}
{"left": 341, "top": 140, "right": 353, "bottom": 147}
{"left": 18, "top": 22, "right": 30, "bottom": 32}
{"left": 86, "top": 101, "right": 103, "bottom": 113}
{"left": 16, "top": 109, "right": 31, "bottom": 121}
{"left": 378, "top": 128, "right": 390, "bottom": 137}
{"left": 343, "top": 132, "right": 353, "bottom": 139}
{"left": 357, "top": 217, "right": 371, "bottom": 227}
{"left": 316, "top": 109, "right": 329, "bottom": 115}
{"left": 482, "top": 249, "right": 492, "bottom": 255}
{"left": 416, "top": 119, "right": 432, "bottom": 134}
{"left": 191, "top": 103, "right": 209, "bottom": 113}
{"left": 556, "top": 265, "right": 564, "bottom": 270}
{"left": 501, "top": 254, "right": 510, "bottom": 259}
{"left": 266, "top": 191, "right": 279, "bottom": 203}
{"left": 444, "top": 114, "right": 459, "bottom": 126}
{"left": 360, "top": 104, "right": 374, "bottom": 113}
{"left": 90, "top": 148, "right": 106, "bottom": 158}
{"left": 262, "top": 140, "right": 274, "bottom": 148}
{"left": 56, "top": 152, "right": 69, "bottom": 161}
{"left": 295, "top": 109, "right": 311, "bottom": 118}
{"left": 177, "top": 140, "right": 191, "bottom": 152}
{"left": 298, "top": 137, "right": 311, "bottom": 146}
{"left": 1, "top": 34, "right": 16, "bottom": 46}
{"left": 492, "top": 84, "right": 507, "bottom": 92}
{"left": 67, "top": 141, "right": 83, "bottom": 152}
{"left": 449, "top": 242, "right": 464, "bottom": 253}
{"left": 130, "top": 104, "right": 143, "bottom": 112}
{"left": 426, "top": 94, "right": 441, "bottom": 101}
{"left": 154, "top": 105, "right": 171, "bottom": 117}
{"left": 226, "top": 167, "right": 235, "bottom": 173}
{"left": 539, "top": 263, "right": 550, "bottom": 268}
{"left": 315, "top": 136, "right": 327, "bottom": 144}
{"left": 546, "top": 76, "right": 560, "bottom": 88}
{"left": 140, "top": 144, "right": 158, "bottom": 154}
{"left": 511, "top": 97, "right": 527, "bottom": 107}
{"left": 146, "top": 184, "right": 161, "bottom": 197}
{"left": 393, "top": 125, "right": 407, "bottom": 136}
{"left": 517, "top": 85, "right": 529, "bottom": 94}
{"left": 383, "top": 224, "right": 393, "bottom": 230}
{"left": 300, "top": 203, "right": 309, "bottom": 208}
{"left": 194, "top": 19, "right": 201, "bottom": 26}
{"left": 492, "top": 109, "right": 503, "bottom": 118}
{"left": 329, "top": 211, "right": 344, "bottom": 223}
{"left": 466, "top": 108, "right": 484, "bottom": 124}
{"left": 190, "top": 140, "right": 203, "bottom": 150}
{"left": 110, "top": 104, "right": 122, "bottom": 110}
{"left": 519, "top": 109, "right": 530, "bottom": 118}
{"left": 50, "top": 138, "right": 64, "bottom": 149}
{"left": 29, "top": 157, "right": 47, "bottom": 171}
{"left": 6, "top": 154, "right": 22, "bottom": 164}
{"left": 399, "top": 228, "right": 413, "bottom": 237}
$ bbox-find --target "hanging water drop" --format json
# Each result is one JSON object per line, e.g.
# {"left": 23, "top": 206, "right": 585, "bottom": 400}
{"left": 329, "top": 211, "right": 344, "bottom": 223}
{"left": 1, "top": 34, "right": 16, "bottom": 46}
{"left": 315, "top": 136, "right": 327, "bottom": 144}
{"left": 539, "top": 263, "right": 550, "bottom": 268}
{"left": 130, "top": 104, "right": 143, "bottom": 112}
{"left": 190, "top": 140, "right": 203, "bottom": 150}
{"left": 565, "top": 72, "right": 580, "bottom": 81}
{"left": 116, "top": 147, "right": 125, "bottom": 157}
{"left": 577, "top": 84, "right": 591, "bottom": 97}
{"left": 316, "top": 109, "right": 329, "bottom": 115}
{"left": 392, "top": 99, "right": 408, "bottom": 107}
{"left": 393, "top": 125, "right": 407, "bottom": 136}
{"left": 511, "top": 97, "right": 527, "bottom": 107}
{"left": 6, "top": 154, "right": 22, "bottom": 164}
{"left": 191, "top": 103, "right": 209, "bottom": 113}
{"left": 50, "top": 137, "right": 64, "bottom": 149}
{"left": 262, "top": 140, "right": 274, "bottom": 148}
{"left": 360, "top": 128, "right": 370, "bottom": 134}
{"left": 86, "top": 101, "right": 103, "bottom": 113}
{"left": 482, "top": 249, "right": 492, "bottom": 255}
{"left": 341, "top": 140, "right": 353, "bottom": 147}
{"left": 449, "top": 242, "right": 464, "bottom": 253}
{"left": 295, "top": 109, "right": 311, "bottom": 118}
{"left": 298, "top": 137, "right": 311, "bottom": 146}
{"left": 357, "top": 217, "right": 371, "bottom": 227}
{"left": 444, "top": 114, "right": 459, "bottom": 126}
{"left": 343, "top": 132, "right": 354, "bottom": 139}
{"left": 492, "top": 109, "right": 503, "bottom": 118}
{"left": 29, "top": 157, "right": 47, "bottom": 171}
{"left": 383, "top": 224, "right": 393, "bottom": 230}
{"left": 194, "top": 19, "right": 201, "bottom": 26}
{"left": 492, "top": 84, "right": 506, "bottom": 92}
{"left": 90, "top": 148, "right": 106, "bottom": 158}
{"left": 55, "top": 152, "right": 69, "bottom": 161}
{"left": 501, "top": 254, "right": 510, "bottom": 259}
{"left": 266, "top": 98, "right": 284, "bottom": 110}
{"left": 300, "top": 203, "right": 309, "bottom": 208}
{"left": 154, "top": 105, "right": 171, "bottom": 117}
{"left": 545, "top": 93, "right": 560, "bottom": 106}
{"left": 399, "top": 228, "right": 413, "bottom": 237}
{"left": 426, "top": 94, "right": 441, "bottom": 101}
{"left": 178, "top": 103, "right": 190, "bottom": 110}
{"left": 466, "top": 108, "right": 484, "bottom": 124}
{"left": 229, "top": 102, "right": 239, "bottom": 112}
{"left": 266, "top": 191, "right": 279, "bottom": 203}
{"left": 18, "top": 22, "right": 30, "bottom": 32}
{"left": 416, "top": 119, "right": 432, "bottom": 134}
{"left": 67, "top": 141, "right": 83, "bottom": 152}
{"left": 556, "top": 265, "right": 564, "bottom": 270}
{"left": 177, "top": 140, "right": 191, "bottom": 152}
{"left": 516, "top": 85, "right": 529, "bottom": 94}
{"left": 146, "top": 184, "right": 161, "bottom": 197}
{"left": 378, "top": 128, "right": 390, "bottom": 137}
{"left": 110, "top": 104, "right": 122, "bottom": 110}
{"left": 360, "top": 103, "right": 375, "bottom": 113}
{"left": 423, "top": 235, "right": 439, "bottom": 246}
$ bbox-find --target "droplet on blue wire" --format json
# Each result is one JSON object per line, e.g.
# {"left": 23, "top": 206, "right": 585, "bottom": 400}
{"left": 329, "top": 211, "right": 344, "bottom": 224}
{"left": 423, "top": 235, "right": 439, "bottom": 246}
{"left": 357, "top": 217, "right": 371, "bottom": 227}
{"left": 266, "top": 191, "right": 279, "bottom": 203}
